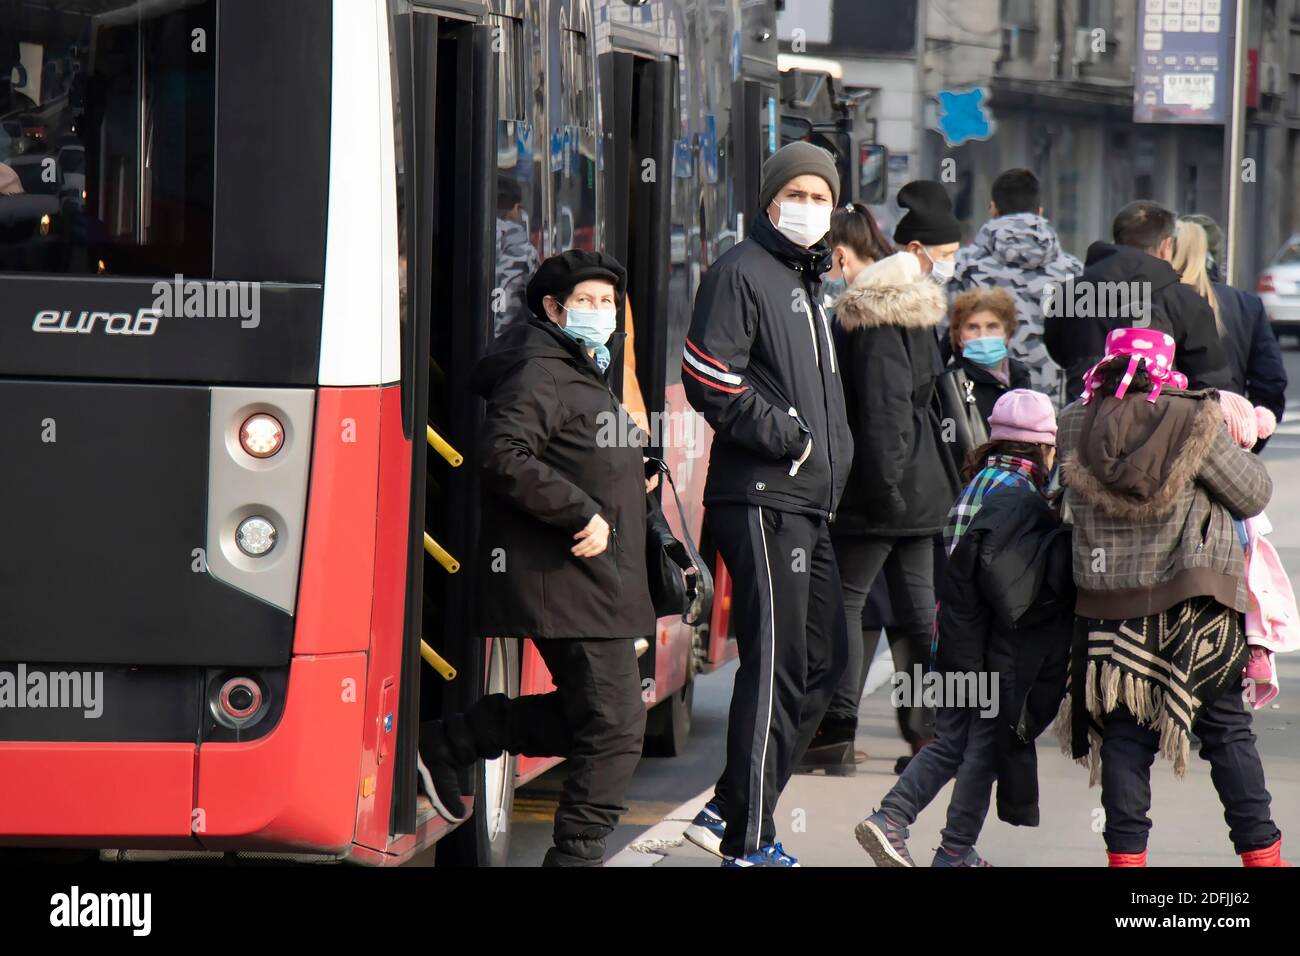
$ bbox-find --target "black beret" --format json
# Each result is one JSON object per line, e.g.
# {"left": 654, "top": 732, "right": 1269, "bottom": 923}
{"left": 526, "top": 250, "right": 628, "bottom": 319}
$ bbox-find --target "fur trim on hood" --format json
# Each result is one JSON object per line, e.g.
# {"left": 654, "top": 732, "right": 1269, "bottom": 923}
{"left": 833, "top": 251, "right": 948, "bottom": 332}
{"left": 1061, "top": 395, "right": 1222, "bottom": 521}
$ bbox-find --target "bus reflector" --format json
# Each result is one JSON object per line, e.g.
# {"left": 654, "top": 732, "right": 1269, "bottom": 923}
{"left": 236, "top": 516, "right": 277, "bottom": 556}
{"left": 239, "top": 413, "right": 285, "bottom": 458}
{"left": 218, "top": 677, "right": 263, "bottom": 723}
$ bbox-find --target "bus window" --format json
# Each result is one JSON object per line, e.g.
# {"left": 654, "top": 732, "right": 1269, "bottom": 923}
{"left": 492, "top": 14, "right": 540, "bottom": 340}
{"left": 0, "top": 0, "right": 216, "bottom": 276}
{"left": 551, "top": 24, "right": 595, "bottom": 253}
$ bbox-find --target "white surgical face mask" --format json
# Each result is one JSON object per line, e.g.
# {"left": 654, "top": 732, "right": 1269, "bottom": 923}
{"left": 921, "top": 246, "right": 955, "bottom": 285}
{"left": 773, "top": 201, "right": 832, "bottom": 248}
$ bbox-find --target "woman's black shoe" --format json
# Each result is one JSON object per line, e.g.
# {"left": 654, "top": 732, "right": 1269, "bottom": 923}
{"left": 795, "top": 718, "right": 861, "bottom": 776}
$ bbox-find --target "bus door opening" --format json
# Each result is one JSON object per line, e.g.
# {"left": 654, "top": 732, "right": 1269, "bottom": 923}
{"left": 601, "top": 49, "right": 674, "bottom": 684}
{"left": 392, "top": 9, "right": 496, "bottom": 840}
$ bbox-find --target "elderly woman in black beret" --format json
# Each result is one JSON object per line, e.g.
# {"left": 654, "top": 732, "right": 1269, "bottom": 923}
{"left": 419, "top": 250, "right": 655, "bottom": 867}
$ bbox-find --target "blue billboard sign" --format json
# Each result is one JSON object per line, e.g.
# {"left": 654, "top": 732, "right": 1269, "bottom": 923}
{"left": 1134, "top": 0, "right": 1232, "bottom": 124}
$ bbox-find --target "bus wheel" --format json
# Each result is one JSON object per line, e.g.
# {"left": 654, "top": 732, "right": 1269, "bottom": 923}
{"left": 642, "top": 678, "right": 694, "bottom": 757}
{"left": 436, "top": 638, "right": 518, "bottom": 867}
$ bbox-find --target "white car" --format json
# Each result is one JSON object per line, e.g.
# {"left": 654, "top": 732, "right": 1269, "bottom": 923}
{"left": 1257, "top": 234, "right": 1300, "bottom": 340}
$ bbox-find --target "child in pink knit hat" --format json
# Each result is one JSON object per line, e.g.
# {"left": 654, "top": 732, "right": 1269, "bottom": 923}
{"left": 855, "top": 388, "right": 1072, "bottom": 868}
{"left": 1218, "top": 389, "right": 1277, "bottom": 450}
{"left": 1216, "top": 389, "right": 1294, "bottom": 705}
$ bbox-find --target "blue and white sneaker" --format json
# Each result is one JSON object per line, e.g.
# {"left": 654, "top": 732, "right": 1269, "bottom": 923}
{"left": 854, "top": 809, "right": 915, "bottom": 867}
{"left": 722, "top": 843, "right": 800, "bottom": 867}
{"left": 682, "top": 802, "right": 726, "bottom": 859}
{"left": 932, "top": 845, "right": 994, "bottom": 867}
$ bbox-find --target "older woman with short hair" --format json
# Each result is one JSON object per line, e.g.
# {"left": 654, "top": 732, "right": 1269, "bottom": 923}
{"left": 947, "top": 287, "right": 1032, "bottom": 425}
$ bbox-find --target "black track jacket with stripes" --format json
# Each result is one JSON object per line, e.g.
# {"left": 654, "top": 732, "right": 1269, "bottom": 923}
{"left": 683, "top": 212, "right": 853, "bottom": 519}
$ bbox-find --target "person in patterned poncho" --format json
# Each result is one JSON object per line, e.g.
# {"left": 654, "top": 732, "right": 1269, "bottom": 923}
{"left": 1055, "top": 328, "right": 1289, "bottom": 867}
{"left": 952, "top": 169, "right": 1081, "bottom": 407}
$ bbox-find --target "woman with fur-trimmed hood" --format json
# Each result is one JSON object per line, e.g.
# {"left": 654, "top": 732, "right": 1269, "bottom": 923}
{"left": 1056, "top": 326, "right": 1289, "bottom": 867}
{"left": 826, "top": 183, "right": 962, "bottom": 768}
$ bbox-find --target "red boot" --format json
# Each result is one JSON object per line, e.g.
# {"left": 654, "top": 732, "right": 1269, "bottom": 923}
{"left": 1107, "top": 849, "right": 1148, "bottom": 867}
{"left": 1240, "top": 839, "right": 1293, "bottom": 867}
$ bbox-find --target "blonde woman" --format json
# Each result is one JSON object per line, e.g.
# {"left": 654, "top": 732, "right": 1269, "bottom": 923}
{"left": 1173, "top": 219, "right": 1286, "bottom": 446}
{"left": 1171, "top": 221, "right": 1221, "bottom": 331}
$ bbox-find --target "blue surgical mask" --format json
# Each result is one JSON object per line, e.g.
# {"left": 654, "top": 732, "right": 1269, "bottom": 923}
{"left": 962, "top": 336, "right": 1008, "bottom": 366}
{"left": 561, "top": 305, "right": 617, "bottom": 371}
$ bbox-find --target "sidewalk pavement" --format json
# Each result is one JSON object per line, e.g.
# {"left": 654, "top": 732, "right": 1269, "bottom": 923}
{"left": 609, "top": 652, "right": 1300, "bottom": 867}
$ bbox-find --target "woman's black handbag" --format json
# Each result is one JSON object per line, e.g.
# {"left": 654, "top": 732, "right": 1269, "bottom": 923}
{"left": 934, "top": 364, "right": 987, "bottom": 471}
{"left": 644, "top": 457, "right": 713, "bottom": 626}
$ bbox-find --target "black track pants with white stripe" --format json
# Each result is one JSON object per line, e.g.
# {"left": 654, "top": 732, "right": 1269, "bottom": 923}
{"left": 708, "top": 504, "right": 849, "bottom": 858}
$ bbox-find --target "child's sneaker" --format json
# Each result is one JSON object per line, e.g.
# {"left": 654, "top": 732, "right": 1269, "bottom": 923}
{"left": 932, "top": 845, "right": 994, "bottom": 867}
{"left": 721, "top": 842, "right": 799, "bottom": 867}
{"left": 682, "top": 801, "right": 726, "bottom": 859}
{"left": 1245, "top": 646, "right": 1273, "bottom": 682}
{"left": 1243, "top": 647, "right": 1279, "bottom": 708}
{"left": 854, "top": 809, "right": 915, "bottom": 867}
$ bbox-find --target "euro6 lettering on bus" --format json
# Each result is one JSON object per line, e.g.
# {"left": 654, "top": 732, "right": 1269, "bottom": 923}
{"left": 32, "top": 308, "right": 160, "bottom": 336}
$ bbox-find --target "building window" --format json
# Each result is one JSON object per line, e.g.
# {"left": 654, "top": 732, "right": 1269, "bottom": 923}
{"left": 1001, "top": 0, "right": 1036, "bottom": 27}
{"left": 1079, "top": 0, "right": 1116, "bottom": 34}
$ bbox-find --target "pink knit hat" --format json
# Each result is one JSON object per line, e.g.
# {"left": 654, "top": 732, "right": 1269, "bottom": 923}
{"left": 989, "top": 389, "right": 1057, "bottom": 445}
{"left": 1220, "top": 390, "right": 1279, "bottom": 448}
{"left": 1219, "top": 390, "right": 1259, "bottom": 448}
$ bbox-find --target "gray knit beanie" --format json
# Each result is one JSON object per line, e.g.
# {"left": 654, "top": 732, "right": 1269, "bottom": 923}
{"left": 759, "top": 142, "right": 840, "bottom": 214}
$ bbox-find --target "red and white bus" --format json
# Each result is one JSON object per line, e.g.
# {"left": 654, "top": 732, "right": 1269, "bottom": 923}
{"left": 0, "top": 0, "right": 791, "bottom": 865}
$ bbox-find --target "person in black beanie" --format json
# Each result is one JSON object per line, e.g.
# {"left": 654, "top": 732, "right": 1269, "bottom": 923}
{"left": 679, "top": 141, "right": 854, "bottom": 866}
{"left": 805, "top": 181, "right": 963, "bottom": 775}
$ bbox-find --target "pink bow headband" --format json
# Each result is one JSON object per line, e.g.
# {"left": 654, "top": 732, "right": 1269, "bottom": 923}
{"left": 1080, "top": 327, "right": 1188, "bottom": 405}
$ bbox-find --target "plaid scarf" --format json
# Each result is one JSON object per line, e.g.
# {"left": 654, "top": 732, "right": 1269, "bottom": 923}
{"left": 931, "top": 455, "right": 1041, "bottom": 665}
{"left": 942, "top": 454, "right": 1039, "bottom": 554}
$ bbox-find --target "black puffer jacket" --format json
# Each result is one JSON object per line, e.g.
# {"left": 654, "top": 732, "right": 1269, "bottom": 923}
{"left": 683, "top": 212, "right": 853, "bottom": 519}
{"left": 954, "top": 354, "right": 1032, "bottom": 426}
{"left": 832, "top": 251, "right": 960, "bottom": 536}
{"left": 936, "top": 485, "right": 1074, "bottom": 827}
{"left": 472, "top": 318, "right": 655, "bottom": 640}
{"left": 1213, "top": 282, "right": 1287, "bottom": 424}
{"left": 1044, "top": 242, "right": 1231, "bottom": 402}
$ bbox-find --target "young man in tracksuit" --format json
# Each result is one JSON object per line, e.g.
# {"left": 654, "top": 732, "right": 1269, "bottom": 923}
{"left": 680, "top": 142, "right": 854, "bottom": 866}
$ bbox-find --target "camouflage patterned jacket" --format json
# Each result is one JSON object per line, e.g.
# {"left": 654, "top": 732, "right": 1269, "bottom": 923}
{"left": 952, "top": 213, "right": 1082, "bottom": 406}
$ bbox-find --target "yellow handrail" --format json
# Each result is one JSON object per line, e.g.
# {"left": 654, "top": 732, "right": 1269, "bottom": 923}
{"left": 426, "top": 424, "right": 463, "bottom": 467}
{"left": 420, "top": 640, "right": 457, "bottom": 681}
{"left": 423, "top": 532, "right": 459, "bottom": 574}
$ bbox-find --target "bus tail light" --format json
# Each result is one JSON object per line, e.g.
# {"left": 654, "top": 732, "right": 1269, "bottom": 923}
{"left": 239, "top": 413, "right": 285, "bottom": 458}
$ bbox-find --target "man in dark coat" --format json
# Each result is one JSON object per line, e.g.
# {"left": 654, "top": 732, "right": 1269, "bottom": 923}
{"left": 679, "top": 142, "right": 854, "bottom": 866}
{"left": 1045, "top": 200, "right": 1230, "bottom": 403}
{"left": 418, "top": 250, "right": 656, "bottom": 867}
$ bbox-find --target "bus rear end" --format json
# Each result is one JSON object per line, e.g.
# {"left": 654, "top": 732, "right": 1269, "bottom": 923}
{"left": 0, "top": 0, "right": 411, "bottom": 859}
